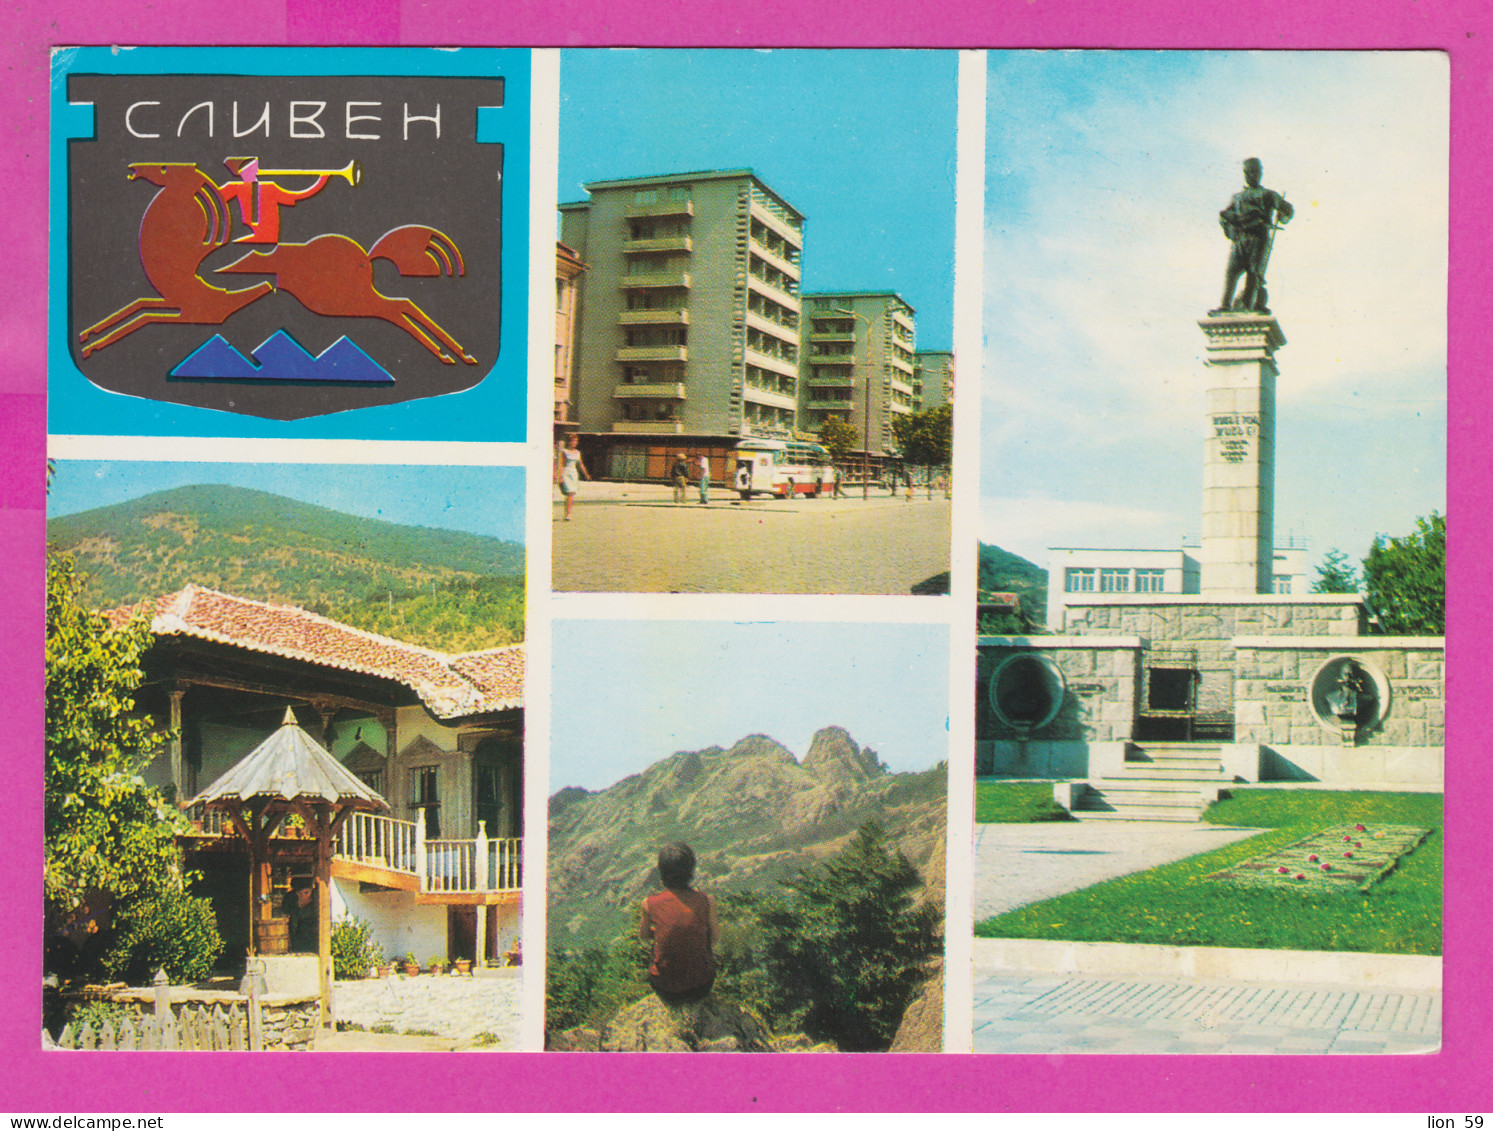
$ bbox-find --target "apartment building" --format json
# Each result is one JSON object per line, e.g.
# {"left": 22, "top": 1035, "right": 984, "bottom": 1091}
{"left": 558, "top": 169, "right": 805, "bottom": 481}
{"left": 799, "top": 291, "right": 917, "bottom": 463}
{"left": 554, "top": 240, "right": 585, "bottom": 439}
{"left": 913, "top": 349, "right": 954, "bottom": 412}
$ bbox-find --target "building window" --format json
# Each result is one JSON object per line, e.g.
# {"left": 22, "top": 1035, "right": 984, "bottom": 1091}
{"left": 1100, "top": 569, "right": 1131, "bottom": 593}
{"left": 1065, "top": 568, "right": 1096, "bottom": 593}
{"left": 1273, "top": 575, "right": 1293, "bottom": 594}
{"left": 668, "top": 185, "right": 691, "bottom": 201}
{"left": 632, "top": 189, "right": 658, "bottom": 204}
{"left": 1136, "top": 569, "right": 1165, "bottom": 593}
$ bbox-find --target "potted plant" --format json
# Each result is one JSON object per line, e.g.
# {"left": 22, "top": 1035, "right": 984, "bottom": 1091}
{"left": 427, "top": 955, "right": 446, "bottom": 976}
{"left": 402, "top": 952, "right": 421, "bottom": 977}
{"left": 453, "top": 957, "right": 473, "bottom": 976}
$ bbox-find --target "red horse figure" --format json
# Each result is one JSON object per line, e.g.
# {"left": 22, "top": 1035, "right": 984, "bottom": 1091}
{"left": 216, "top": 226, "right": 477, "bottom": 365}
{"left": 78, "top": 163, "right": 274, "bottom": 357}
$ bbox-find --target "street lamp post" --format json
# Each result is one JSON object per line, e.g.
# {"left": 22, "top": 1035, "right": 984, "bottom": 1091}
{"left": 834, "top": 307, "right": 874, "bottom": 500}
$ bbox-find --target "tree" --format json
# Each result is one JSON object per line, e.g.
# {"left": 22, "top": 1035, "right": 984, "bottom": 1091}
{"left": 815, "top": 415, "right": 859, "bottom": 463}
{"left": 1362, "top": 512, "right": 1445, "bottom": 635}
{"left": 1312, "top": 548, "right": 1360, "bottom": 594}
{"left": 754, "top": 822, "right": 940, "bottom": 1051}
{"left": 45, "top": 551, "right": 189, "bottom": 926}
{"left": 891, "top": 403, "right": 953, "bottom": 467}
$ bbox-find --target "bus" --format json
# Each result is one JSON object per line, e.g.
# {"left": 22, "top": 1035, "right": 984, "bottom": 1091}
{"left": 732, "top": 439, "right": 838, "bottom": 500}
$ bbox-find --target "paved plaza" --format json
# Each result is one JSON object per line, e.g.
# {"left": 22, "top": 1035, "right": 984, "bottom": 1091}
{"left": 972, "top": 968, "right": 1441, "bottom": 1055}
{"left": 553, "top": 482, "right": 951, "bottom": 594}
{"left": 972, "top": 813, "right": 1441, "bottom": 1055}
{"left": 973, "top": 814, "right": 1266, "bottom": 922}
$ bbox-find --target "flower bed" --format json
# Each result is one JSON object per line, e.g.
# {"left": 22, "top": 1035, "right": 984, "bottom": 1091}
{"left": 1206, "top": 823, "right": 1431, "bottom": 893}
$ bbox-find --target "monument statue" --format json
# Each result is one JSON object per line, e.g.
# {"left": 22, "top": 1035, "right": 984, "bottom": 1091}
{"left": 1212, "top": 157, "right": 1293, "bottom": 315}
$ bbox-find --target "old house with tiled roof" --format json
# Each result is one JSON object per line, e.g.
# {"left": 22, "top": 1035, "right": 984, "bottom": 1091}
{"left": 120, "top": 585, "right": 523, "bottom": 969}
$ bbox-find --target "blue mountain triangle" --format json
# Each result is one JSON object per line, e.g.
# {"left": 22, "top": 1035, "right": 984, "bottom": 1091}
{"left": 170, "top": 332, "right": 394, "bottom": 384}
{"left": 170, "top": 335, "right": 260, "bottom": 380}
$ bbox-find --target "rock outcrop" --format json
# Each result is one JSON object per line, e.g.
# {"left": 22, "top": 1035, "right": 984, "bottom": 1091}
{"left": 888, "top": 957, "right": 944, "bottom": 1053}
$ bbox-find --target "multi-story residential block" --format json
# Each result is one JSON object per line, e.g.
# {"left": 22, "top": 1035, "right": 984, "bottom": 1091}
{"left": 554, "top": 240, "right": 585, "bottom": 439}
{"left": 913, "top": 349, "right": 954, "bottom": 412}
{"left": 799, "top": 291, "right": 917, "bottom": 463}
{"left": 558, "top": 169, "right": 805, "bottom": 481}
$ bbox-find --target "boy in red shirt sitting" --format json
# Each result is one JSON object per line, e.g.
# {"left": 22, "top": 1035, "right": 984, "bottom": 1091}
{"left": 639, "top": 843, "right": 719, "bottom": 1003}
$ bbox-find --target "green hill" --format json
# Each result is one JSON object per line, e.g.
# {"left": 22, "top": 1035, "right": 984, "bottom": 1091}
{"left": 978, "top": 543, "right": 1048, "bottom": 629}
{"left": 47, "top": 484, "right": 524, "bottom": 652}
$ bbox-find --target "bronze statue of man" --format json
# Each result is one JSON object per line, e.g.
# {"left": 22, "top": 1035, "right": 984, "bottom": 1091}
{"left": 1213, "top": 157, "right": 1293, "bottom": 315}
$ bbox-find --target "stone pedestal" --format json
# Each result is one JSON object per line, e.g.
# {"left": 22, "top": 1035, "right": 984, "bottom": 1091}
{"left": 1197, "top": 313, "right": 1284, "bottom": 595}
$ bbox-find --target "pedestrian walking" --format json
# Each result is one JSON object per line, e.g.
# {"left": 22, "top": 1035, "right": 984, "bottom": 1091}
{"left": 555, "top": 435, "right": 589, "bottom": 521}
{"left": 695, "top": 454, "right": 710, "bottom": 505}
{"left": 671, "top": 452, "right": 690, "bottom": 505}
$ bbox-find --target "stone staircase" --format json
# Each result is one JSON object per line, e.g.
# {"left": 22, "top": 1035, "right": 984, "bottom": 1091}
{"left": 1069, "top": 744, "right": 1232, "bottom": 822}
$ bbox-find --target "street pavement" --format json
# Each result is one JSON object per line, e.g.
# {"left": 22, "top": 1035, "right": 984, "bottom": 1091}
{"left": 971, "top": 816, "right": 1440, "bottom": 1055}
{"left": 972, "top": 969, "right": 1440, "bottom": 1054}
{"left": 552, "top": 482, "right": 951, "bottom": 594}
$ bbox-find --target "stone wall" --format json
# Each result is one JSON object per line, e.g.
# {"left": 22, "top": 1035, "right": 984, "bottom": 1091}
{"left": 976, "top": 642, "right": 1140, "bottom": 746}
{"left": 1065, "top": 598, "right": 1365, "bottom": 641}
{"left": 1235, "top": 643, "right": 1445, "bottom": 749}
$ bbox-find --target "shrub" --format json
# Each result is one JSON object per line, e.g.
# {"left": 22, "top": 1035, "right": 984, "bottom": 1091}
{"left": 330, "top": 917, "right": 382, "bottom": 979}
{"left": 102, "top": 887, "right": 223, "bottom": 985}
{"left": 755, "top": 821, "right": 941, "bottom": 1051}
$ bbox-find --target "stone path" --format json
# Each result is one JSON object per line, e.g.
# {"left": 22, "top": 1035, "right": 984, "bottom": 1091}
{"left": 972, "top": 971, "right": 1440, "bottom": 1055}
{"left": 973, "top": 817, "right": 1267, "bottom": 921}
{"left": 553, "top": 483, "right": 950, "bottom": 594}
{"left": 331, "top": 969, "right": 522, "bottom": 1050}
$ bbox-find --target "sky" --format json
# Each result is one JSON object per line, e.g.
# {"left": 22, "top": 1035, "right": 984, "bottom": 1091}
{"left": 550, "top": 620, "right": 950, "bottom": 792}
{"left": 47, "top": 460, "right": 527, "bottom": 544}
{"left": 980, "top": 51, "right": 1448, "bottom": 574}
{"left": 559, "top": 49, "right": 958, "bottom": 348}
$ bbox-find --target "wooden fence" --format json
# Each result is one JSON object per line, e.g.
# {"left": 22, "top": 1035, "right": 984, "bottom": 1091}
{"left": 51, "top": 1002, "right": 255, "bottom": 1051}
{"left": 48, "top": 969, "right": 268, "bottom": 1051}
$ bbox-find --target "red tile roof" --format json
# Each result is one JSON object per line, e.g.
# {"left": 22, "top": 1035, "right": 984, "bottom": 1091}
{"left": 119, "top": 585, "right": 522, "bottom": 719}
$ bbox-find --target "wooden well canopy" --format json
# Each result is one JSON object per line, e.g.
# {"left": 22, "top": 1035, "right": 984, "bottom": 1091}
{"left": 188, "top": 707, "right": 389, "bottom": 1025}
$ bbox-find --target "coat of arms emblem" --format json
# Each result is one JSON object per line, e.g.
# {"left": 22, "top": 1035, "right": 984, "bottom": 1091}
{"left": 62, "top": 66, "right": 510, "bottom": 423}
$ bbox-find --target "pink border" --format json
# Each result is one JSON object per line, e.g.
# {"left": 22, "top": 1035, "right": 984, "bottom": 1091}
{"left": 5, "top": 1, "right": 1486, "bottom": 1113}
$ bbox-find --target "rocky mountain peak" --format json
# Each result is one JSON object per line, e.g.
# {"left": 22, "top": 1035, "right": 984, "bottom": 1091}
{"left": 802, "top": 725, "right": 882, "bottom": 782}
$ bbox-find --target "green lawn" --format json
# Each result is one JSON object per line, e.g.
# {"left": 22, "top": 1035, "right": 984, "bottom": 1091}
{"left": 974, "top": 781, "right": 1074, "bottom": 824}
{"left": 974, "top": 790, "right": 1442, "bottom": 955}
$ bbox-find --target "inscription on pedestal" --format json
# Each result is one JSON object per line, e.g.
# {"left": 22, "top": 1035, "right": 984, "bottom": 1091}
{"left": 1212, "top": 413, "right": 1260, "bottom": 464}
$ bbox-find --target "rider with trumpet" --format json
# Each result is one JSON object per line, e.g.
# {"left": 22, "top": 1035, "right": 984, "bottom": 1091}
{"left": 217, "top": 156, "right": 360, "bottom": 245}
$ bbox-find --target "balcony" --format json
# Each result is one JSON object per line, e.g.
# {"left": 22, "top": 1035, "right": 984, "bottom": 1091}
{"left": 806, "top": 375, "right": 855, "bottom": 389}
{"left": 808, "top": 397, "right": 855, "bottom": 411}
{"left": 743, "top": 348, "right": 798, "bottom": 379}
{"left": 745, "top": 308, "right": 800, "bottom": 339}
{"left": 748, "top": 199, "right": 804, "bottom": 246}
{"left": 749, "top": 242, "right": 801, "bottom": 283}
{"left": 743, "top": 385, "right": 796, "bottom": 411}
{"left": 613, "top": 420, "right": 684, "bottom": 434}
{"left": 623, "top": 236, "right": 693, "bottom": 254}
{"left": 329, "top": 812, "right": 520, "bottom": 901}
{"left": 808, "top": 352, "right": 857, "bottom": 366}
{"left": 889, "top": 354, "right": 915, "bottom": 376}
{"left": 613, "top": 381, "right": 686, "bottom": 400}
{"left": 618, "top": 308, "right": 690, "bottom": 326}
{"left": 626, "top": 200, "right": 694, "bottom": 219}
{"left": 616, "top": 345, "right": 687, "bottom": 363}
{"left": 807, "top": 330, "right": 855, "bottom": 343}
{"left": 621, "top": 272, "right": 691, "bottom": 289}
{"left": 746, "top": 274, "right": 796, "bottom": 306}
{"left": 891, "top": 309, "right": 915, "bottom": 336}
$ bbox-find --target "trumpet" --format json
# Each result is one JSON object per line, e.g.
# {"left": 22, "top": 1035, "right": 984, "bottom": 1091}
{"left": 254, "top": 159, "right": 362, "bottom": 187}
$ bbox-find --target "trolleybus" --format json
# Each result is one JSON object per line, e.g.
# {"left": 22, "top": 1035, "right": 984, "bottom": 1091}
{"left": 732, "top": 438, "right": 838, "bottom": 500}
